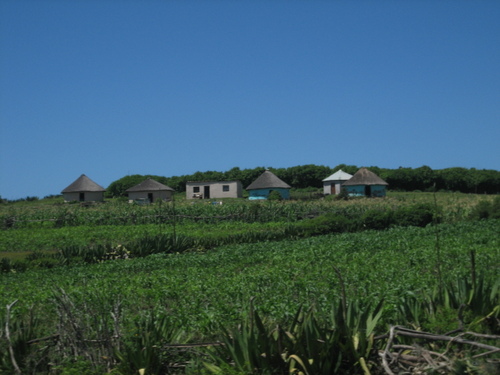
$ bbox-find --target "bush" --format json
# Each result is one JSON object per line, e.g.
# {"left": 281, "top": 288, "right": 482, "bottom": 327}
{"left": 470, "top": 200, "right": 492, "bottom": 220}
{"left": 267, "top": 190, "right": 282, "bottom": 201}
{"left": 491, "top": 196, "right": 500, "bottom": 219}
{"left": 297, "top": 213, "right": 357, "bottom": 236}
{"left": 393, "top": 204, "right": 435, "bottom": 227}
{"left": 470, "top": 196, "right": 500, "bottom": 220}
{"left": 362, "top": 209, "right": 394, "bottom": 230}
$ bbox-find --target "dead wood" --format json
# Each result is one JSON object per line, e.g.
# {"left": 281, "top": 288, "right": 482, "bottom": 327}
{"left": 377, "top": 325, "right": 500, "bottom": 374}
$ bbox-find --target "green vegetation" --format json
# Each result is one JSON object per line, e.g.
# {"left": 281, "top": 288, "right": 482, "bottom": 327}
{"left": 0, "top": 192, "right": 498, "bottom": 374}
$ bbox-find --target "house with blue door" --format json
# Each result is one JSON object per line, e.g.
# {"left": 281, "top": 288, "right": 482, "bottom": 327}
{"left": 342, "top": 168, "right": 388, "bottom": 197}
{"left": 246, "top": 170, "right": 291, "bottom": 200}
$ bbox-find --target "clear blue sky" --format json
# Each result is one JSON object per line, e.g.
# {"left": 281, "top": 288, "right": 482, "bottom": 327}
{"left": 1, "top": 0, "right": 499, "bottom": 200}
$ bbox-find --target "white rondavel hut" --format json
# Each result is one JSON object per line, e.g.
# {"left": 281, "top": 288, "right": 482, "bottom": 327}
{"left": 61, "top": 174, "right": 106, "bottom": 202}
{"left": 126, "top": 178, "right": 175, "bottom": 203}
{"left": 322, "top": 169, "right": 353, "bottom": 195}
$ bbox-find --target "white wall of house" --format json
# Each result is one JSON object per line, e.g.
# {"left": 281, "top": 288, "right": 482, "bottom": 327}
{"left": 63, "top": 191, "right": 105, "bottom": 202}
{"left": 323, "top": 181, "right": 344, "bottom": 195}
{"left": 186, "top": 181, "right": 242, "bottom": 199}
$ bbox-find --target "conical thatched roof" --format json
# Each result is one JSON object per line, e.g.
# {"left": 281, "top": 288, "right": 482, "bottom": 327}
{"left": 342, "top": 168, "right": 388, "bottom": 186}
{"left": 61, "top": 174, "right": 106, "bottom": 193}
{"left": 126, "top": 178, "right": 174, "bottom": 192}
{"left": 246, "top": 170, "right": 291, "bottom": 190}
{"left": 322, "top": 169, "right": 353, "bottom": 182}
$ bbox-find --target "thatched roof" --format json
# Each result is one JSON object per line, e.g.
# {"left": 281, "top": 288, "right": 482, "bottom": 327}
{"left": 342, "top": 168, "right": 388, "bottom": 186}
{"left": 61, "top": 174, "right": 106, "bottom": 193}
{"left": 246, "top": 170, "right": 291, "bottom": 190}
{"left": 322, "top": 169, "right": 353, "bottom": 182}
{"left": 126, "top": 178, "right": 174, "bottom": 192}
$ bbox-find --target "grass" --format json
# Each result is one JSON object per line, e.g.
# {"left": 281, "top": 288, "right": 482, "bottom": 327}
{"left": 0, "top": 216, "right": 498, "bottom": 373}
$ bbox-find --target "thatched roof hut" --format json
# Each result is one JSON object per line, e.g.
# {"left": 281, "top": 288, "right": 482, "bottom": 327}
{"left": 246, "top": 170, "right": 291, "bottom": 200}
{"left": 126, "top": 178, "right": 174, "bottom": 203}
{"left": 342, "top": 168, "right": 388, "bottom": 197}
{"left": 61, "top": 174, "right": 106, "bottom": 202}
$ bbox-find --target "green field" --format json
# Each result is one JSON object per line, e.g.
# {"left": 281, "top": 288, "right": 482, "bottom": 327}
{"left": 0, "top": 193, "right": 499, "bottom": 374}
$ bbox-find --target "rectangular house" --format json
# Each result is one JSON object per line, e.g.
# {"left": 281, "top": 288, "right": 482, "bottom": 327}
{"left": 186, "top": 181, "right": 242, "bottom": 199}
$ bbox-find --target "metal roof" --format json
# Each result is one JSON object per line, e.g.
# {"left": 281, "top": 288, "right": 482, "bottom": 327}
{"left": 322, "top": 169, "right": 353, "bottom": 182}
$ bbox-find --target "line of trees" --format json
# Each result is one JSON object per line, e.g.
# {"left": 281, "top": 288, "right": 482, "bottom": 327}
{"left": 105, "top": 165, "right": 500, "bottom": 197}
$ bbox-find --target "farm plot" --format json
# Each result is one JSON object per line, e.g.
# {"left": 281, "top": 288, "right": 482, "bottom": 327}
{"left": 0, "top": 220, "right": 500, "bottom": 373}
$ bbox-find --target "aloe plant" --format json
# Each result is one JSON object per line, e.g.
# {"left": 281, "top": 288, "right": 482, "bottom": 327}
{"left": 206, "top": 298, "right": 385, "bottom": 374}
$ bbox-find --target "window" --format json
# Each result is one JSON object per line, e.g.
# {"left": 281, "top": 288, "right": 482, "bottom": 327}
{"left": 193, "top": 186, "right": 200, "bottom": 193}
{"left": 222, "top": 185, "right": 230, "bottom": 192}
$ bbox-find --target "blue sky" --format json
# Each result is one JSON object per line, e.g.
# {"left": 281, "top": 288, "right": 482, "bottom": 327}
{"left": 1, "top": 0, "right": 499, "bottom": 200}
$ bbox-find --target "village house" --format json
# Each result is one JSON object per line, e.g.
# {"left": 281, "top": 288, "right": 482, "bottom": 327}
{"left": 61, "top": 174, "right": 106, "bottom": 202}
{"left": 322, "top": 169, "right": 353, "bottom": 195}
{"left": 126, "top": 178, "right": 175, "bottom": 203}
{"left": 186, "top": 181, "right": 242, "bottom": 199}
{"left": 342, "top": 168, "right": 388, "bottom": 197}
{"left": 246, "top": 170, "right": 291, "bottom": 200}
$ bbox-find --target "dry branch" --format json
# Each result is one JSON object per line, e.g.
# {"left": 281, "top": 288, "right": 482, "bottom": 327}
{"left": 5, "top": 300, "right": 22, "bottom": 375}
{"left": 378, "top": 325, "right": 500, "bottom": 374}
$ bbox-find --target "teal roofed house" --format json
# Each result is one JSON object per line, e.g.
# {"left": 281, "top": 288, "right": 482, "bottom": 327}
{"left": 246, "top": 170, "right": 291, "bottom": 200}
{"left": 342, "top": 168, "right": 388, "bottom": 197}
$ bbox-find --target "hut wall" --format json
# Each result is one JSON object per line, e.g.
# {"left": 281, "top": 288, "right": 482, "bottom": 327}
{"left": 128, "top": 191, "right": 173, "bottom": 202}
{"left": 323, "top": 182, "right": 332, "bottom": 195}
{"left": 344, "top": 185, "right": 386, "bottom": 197}
{"left": 370, "top": 185, "right": 387, "bottom": 197}
{"left": 63, "top": 191, "right": 104, "bottom": 202}
{"left": 323, "top": 181, "right": 344, "bottom": 195}
{"left": 248, "top": 188, "right": 290, "bottom": 200}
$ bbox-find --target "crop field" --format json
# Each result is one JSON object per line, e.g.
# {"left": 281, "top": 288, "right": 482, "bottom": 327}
{"left": 0, "top": 192, "right": 499, "bottom": 374}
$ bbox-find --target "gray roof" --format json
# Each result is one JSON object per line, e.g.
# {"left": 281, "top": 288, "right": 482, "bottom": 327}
{"left": 61, "top": 174, "right": 106, "bottom": 193}
{"left": 126, "top": 178, "right": 174, "bottom": 192}
{"left": 322, "top": 169, "right": 353, "bottom": 182}
{"left": 246, "top": 170, "right": 291, "bottom": 190}
{"left": 342, "top": 168, "right": 388, "bottom": 186}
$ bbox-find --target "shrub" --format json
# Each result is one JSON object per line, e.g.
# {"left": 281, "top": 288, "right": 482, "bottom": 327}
{"left": 362, "top": 209, "right": 394, "bottom": 230}
{"left": 267, "top": 190, "right": 282, "bottom": 201}
{"left": 297, "top": 213, "right": 357, "bottom": 236}
{"left": 335, "top": 187, "right": 349, "bottom": 201}
{"left": 470, "top": 196, "right": 500, "bottom": 220}
{"left": 393, "top": 203, "right": 435, "bottom": 227}
{"left": 491, "top": 196, "right": 500, "bottom": 219}
{"left": 470, "top": 200, "right": 493, "bottom": 220}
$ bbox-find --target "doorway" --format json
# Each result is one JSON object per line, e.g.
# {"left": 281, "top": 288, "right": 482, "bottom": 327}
{"left": 364, "top": 185, "right": 371, "bottom": 197}
{"left": 148, "top": 193, "right": 153, "bottom": 203}
{"left": 79, "top": 193, "right": 85, "bottom": 202}
{"left": 204, "top": 186, "right": 210, "bottom": 199}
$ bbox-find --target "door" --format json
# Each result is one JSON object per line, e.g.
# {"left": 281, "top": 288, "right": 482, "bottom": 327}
{"left": 204, "top": 186, "right": 210, "bottom": 199}
{"left": 148, "top": 193, "right": 153, "bottom": 203}
{"left": 79, "top": 193, "right": 85, "bottom": 201}
{"left": 364, "top": 185, "right": 371, "bottom": 197}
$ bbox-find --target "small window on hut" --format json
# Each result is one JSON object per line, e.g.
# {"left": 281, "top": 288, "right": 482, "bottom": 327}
{"left": 223, "top": 185, "right": 230, "bottom": 192}
{"left": 193, "top": 186, "right": 200, "bottom": 193}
